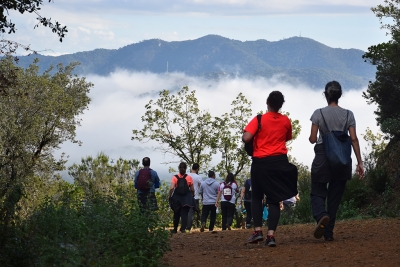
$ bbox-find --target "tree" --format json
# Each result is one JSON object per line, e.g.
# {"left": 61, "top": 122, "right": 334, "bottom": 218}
{"left": 0, "top": 57, "right": 92, "bottom": 245}
{"left": 132, "top": 86, "right": 218, "bottom": 170}
{"left": 363, "top": 0, "right": 400, "bottom": 139}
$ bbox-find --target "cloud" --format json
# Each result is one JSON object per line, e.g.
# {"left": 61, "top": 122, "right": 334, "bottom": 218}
{"left": 57, "top": 71, "right": 379, "bottom": 182}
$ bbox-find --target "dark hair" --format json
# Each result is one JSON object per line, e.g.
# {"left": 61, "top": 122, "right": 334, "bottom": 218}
{"left": 225, "top": 172, "right": 235, "bottom": 183}
{"left": 208, "top": 170, "right": 215, "bottom": 178}
{"left": 267, "top": 91, "right": 285, "bottom": 111}
{"left": 192, "top": 163, "right": 199, "bottom": 171}
{"left": 142, "top": 157, "right": 150, "bottom": 167}
{"left": 178, "top": 162, "right": 187, "bottom": 170}
{"left": 324, "top": 81, "right": 342, "bottom": 104}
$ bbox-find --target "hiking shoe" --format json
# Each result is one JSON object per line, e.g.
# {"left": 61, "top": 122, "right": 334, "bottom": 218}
{"left": 314, "top": 215, "right": 330, "bottom": 239}
{"left": 247, "top": 231, "right": 263, "bottom": 243}
{"left": 200, "top": 223, "right": 205, "bottom": 233}
{"left": 227, "top": 224, "right": 231, "bottom": 230}
{"left": 325, "top": 236, "right": 334, "bottom": 241}
{"left": 170, "top": 229, "right": 177, "bottom": 234}
{"left": 265, "top": 235, "right": 276, "bottom": 247}
{"left": 246, "top": 224, "right": 252, "bottom": 229}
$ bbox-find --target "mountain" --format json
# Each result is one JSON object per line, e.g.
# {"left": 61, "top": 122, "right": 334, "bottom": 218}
{"left": 15, "top": 35, "right": 376, "bottom": 89}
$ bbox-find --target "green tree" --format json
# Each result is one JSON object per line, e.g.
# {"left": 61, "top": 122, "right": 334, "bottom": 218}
{"left": 132, "top": 86, "right": 218, "bottom": 170}
{"left": 363, "top": 0, "right": 400, "bottom": 139}
{"left": 0, "top": 57, "right": 92, "bottom": 247}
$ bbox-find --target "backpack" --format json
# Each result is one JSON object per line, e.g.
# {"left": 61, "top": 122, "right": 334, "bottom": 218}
{"left": 244, "top": 114, "right": 262, "bottom": 157}
{"left": 320, "top": 109, "right": 352, "bottom": 172}
{"left": 222, "top": 182, "right": 233, "bottom": 201}
{"left": 136, "top": 168, "right": 152, "bottom": 191}
{"left": 175, "top": 174, "right": 189, "bottom": 196}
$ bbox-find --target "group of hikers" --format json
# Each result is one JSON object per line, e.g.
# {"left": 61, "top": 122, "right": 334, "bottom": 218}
{"left": 134, "top": 81, "right": 365, "bottom": 247}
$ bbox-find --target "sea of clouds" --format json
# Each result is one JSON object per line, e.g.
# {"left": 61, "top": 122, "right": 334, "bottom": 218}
{"left": 56, "top": 71, "right": 379, "bottom": 182}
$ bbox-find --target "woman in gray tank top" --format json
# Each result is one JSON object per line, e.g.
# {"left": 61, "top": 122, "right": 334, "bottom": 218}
{"left": 308, "top": 81, "right": 364, "bottom": 241}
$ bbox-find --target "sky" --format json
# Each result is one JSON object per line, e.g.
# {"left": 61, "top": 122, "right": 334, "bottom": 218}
{"left": 3, "top": 0, "right": 387, "bottom": 182}
{"left": 6, "top": 0, "right": 390, "bottom": 56}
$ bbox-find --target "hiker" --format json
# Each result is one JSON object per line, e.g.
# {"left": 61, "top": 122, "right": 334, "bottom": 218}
{"left": 215, "top": 172, "right": 239, "bottom": 230}
{"left": 168, "top": 162, "right": 195, "bottom": 233}
{"left": 134, "top": 157, "right": 160, "bottom": 214}
{"left": 240, "top": 178, "right": 253, "bottom": 228}
{"left": 309, "top": 81, "right": 364, "bottom": 241}
{"left": 186, "top": 163, "right": 203, "bottom": 232}
{"left": 199, "top": 170, "right": 219, "bottom": 232}
{"left": 242, "top": 90, "right": 298, "bottom": 247}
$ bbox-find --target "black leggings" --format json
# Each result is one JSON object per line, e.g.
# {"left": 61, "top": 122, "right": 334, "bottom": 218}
{"left": 173, "top": 206, "right": 190, "bottom": 233}
{"left": 252, "top": 200, "right": 280, "bottom": 231}
{"left": 244, "top": 201, "right": 252, "bottom": 225}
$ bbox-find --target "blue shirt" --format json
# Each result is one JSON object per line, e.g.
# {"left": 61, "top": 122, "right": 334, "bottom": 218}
{"left": 134, "top": 167, "right": 160, "bottom": 193}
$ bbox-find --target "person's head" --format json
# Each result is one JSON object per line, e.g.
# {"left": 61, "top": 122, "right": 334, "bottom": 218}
{"left": 192, "top": 163, "right": 199, "bottom": 172}
{"left": 324, "top": 81, "right": 342, "bottom": 104}
{"left": 142, "top": 157, "right": 150, "bottom": 167}
{"left": 266, "top": 91, "right": 285, "bottom": 112}
{"left": 178, "top": 162, "right": 187, "bottom": 175}
{"left": 208, "top": 170, "right": 215, "bottom": 178}
{"left": 225, "top": 172, "right": 235, "bottom": 183}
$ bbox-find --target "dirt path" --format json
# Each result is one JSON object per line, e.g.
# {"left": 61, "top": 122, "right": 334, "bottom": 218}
{"left": 162, "top": 218, "right": 400, "bottom": 267}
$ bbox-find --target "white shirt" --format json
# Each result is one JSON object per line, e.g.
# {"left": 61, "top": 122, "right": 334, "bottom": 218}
{"left": 191, "top": 173, "right": 203, "bottom": 200}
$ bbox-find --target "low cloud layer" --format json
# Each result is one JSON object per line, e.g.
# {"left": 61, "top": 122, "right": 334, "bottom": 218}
{"left": 57, "top": 71, "right": 379, "bottom": 182}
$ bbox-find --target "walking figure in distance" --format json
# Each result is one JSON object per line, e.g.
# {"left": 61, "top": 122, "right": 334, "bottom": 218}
{"left": 199, "top": 170, "right": 219, "bottom": 232}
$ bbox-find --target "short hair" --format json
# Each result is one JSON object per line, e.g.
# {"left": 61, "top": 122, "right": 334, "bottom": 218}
{"left": 267, "top": 91, "right": 285, "bottom": 111}
{"left": 208, "top": 170, "right": 215, "bottom": 178}
{"left": 324, "top": 81, "right": 342, "bottom": 104}
{"left": 225, "top": 172, "right": 235, "bottom": 183}
{"left": 142, "top": 157, "right": 150, "bottom": 167}
{"left": 192, "top": 163, "right": 200, "bottom": 171}
{"left": 178, "top": 162, "right": 187, "bottom": 170}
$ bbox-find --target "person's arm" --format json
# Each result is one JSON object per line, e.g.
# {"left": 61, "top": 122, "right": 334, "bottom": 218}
{"left": 134, "top": 171, "right": 139, "bottom": 189}
{"left": 190, "top": 184, "right": 195, "bottom": 196}
{"left": 309, "top": 123, "right": 319, "bottom": 144}
{"left": 153, "top": 171, "right": 160, "bottom": 189}
{"left": 240, "top": 186, "right": 245, "bottom": 202}
{"left": 242, "top": 131, "right": 253, "bottom": 143}
{"left": 349, "top": 126, "right": 364, "bottom": 179}
{"left": 215, "top": 188, "right": 222, "bottom": 207}
{"left": 168, "top": 177, "right": 176, "bottom": 199}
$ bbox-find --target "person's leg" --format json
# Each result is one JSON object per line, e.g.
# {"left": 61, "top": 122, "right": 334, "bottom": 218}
{"left": 325, "top": 180, "right": 347, "bottom": 239}
{"left": 186, "top": 207, "right": 194, "bottom": 231}
{"left": 220, "top": 201, "right": 228, "bottom": 230}
{"left": 179, "top": 206, "right": 190, "bottom": 233}
{"left": 173, "top": 209, "right": 181, "bottom": 232}
{"left": 194, "top": 199, "right": 200, "bottom": 228}
{"left": 226, "top": 202, "right": 235, "bottom": 229}
{"left": 267, "top": 202, "right": 280, "bottom": 233}
{"left": 244, "top": 201, "right": 252, "bottom": 225}
{"left": 209, "top": 205, "right": 217, "bottom": 231}
{"left": 201, "top": 204, "right": 209, "bottom": 225}
{"left": 310, "top": 182, "right": 329, "bottom": 222}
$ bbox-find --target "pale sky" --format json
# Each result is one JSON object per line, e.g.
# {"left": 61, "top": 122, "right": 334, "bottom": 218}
{"left": 6, "top": 0, "right": 390, "bottom": 56}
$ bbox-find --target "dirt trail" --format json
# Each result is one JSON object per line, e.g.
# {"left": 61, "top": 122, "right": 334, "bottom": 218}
{"left": 162, "top": 218, "right": 400, "bottom": 267}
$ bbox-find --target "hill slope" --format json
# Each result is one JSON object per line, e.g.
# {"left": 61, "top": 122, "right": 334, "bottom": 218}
{"left": 16, "top": 35, "right": 376, "bottom": 89}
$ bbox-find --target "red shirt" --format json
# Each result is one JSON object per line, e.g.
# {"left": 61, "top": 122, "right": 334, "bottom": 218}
{"left": 171, "top": 173, "right": 193, "bottom": 188}
{"left": 244, "top": 112, "right": 292, "bottom": 158}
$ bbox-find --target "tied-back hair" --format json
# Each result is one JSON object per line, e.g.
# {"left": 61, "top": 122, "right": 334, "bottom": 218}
{"left": 267, "top": 91, "right": 285, "bottom": 111}
{"left": 324, "top": 81, "right": 342, "bottom": 104}
{"left": 225, "top": 172, "right": 235, "bottom": 184}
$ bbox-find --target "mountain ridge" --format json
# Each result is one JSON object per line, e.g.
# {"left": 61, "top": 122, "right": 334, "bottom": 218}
{"left": 15, "top": 35, "right": 375, "bottom": 89}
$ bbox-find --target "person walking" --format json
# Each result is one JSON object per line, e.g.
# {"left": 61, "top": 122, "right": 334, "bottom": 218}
{"left": 216, "top": 172, "right": 238, "bottom": 231}
{"left": 240, "top": 178, "right": 253, "bottom": 229}
{"left": 199, "top": 170, "right": 219, "bottom": 232}
{"left": 309, "top": 81, "right": 364, "bottom": 241}
{"left": 134, "top": 157, "right": 160, "bottom": 214}
{"left": 168, "top": 162, "right": 195, "bottom": 234}
{"left": 242, "top": 90, "right": 298, "bottom": 247}
{"left": 186, "top": 163, "right": 203, "bottom": 232}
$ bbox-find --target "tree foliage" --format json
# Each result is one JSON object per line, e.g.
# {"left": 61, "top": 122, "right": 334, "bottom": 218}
{"left": 0, "top": 57, "right": 92, "bottom": 247}
{"left": 132, "top": 86, "right": 218, "bottom": 170}
{"left": 363, "top": 0, "right": 400, "bottom": 139}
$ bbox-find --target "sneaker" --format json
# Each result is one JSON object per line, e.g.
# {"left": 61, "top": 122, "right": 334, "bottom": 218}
{"left": 324, "top": 236, "right": 334, "bottom": 241}
{"left": 200, "top": 223, "right": 205, "bottom": 233}
{"left": 247, "top": 231, "right": 263, "bottom": 243}
{"left": 246, "top": 224, "right": 252, "bottom": 229}
{"left": 314, "top": 215, "right": 330, "bottom": 239}
{"left": 227, "top": 224, "right": 231, "bottom": 230}
{"left": 265, "top": 235, "right": 276, "bottom": 247}
{"left": 170, "top": 229, "right": 177, "bottom": 234}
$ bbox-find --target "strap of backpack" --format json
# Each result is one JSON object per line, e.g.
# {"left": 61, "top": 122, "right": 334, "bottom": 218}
{"left": 319, "top": 109, "right": 330, "bottom": 133}
{"left": 342, "top": 110, "right": 349, "bottom": 132}
{"left": 255, "top": 114, "right": 262, "bottom": 135}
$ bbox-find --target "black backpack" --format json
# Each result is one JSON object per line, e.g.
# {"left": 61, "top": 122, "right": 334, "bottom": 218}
{"left": 136, "top": 168, "right": 152, "bottom": 191}
{"left": 175, "top": 174, "right": 189, "bottom": 195}
{"left": 244, "top": 114, "right": 262, "bottom": 157}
